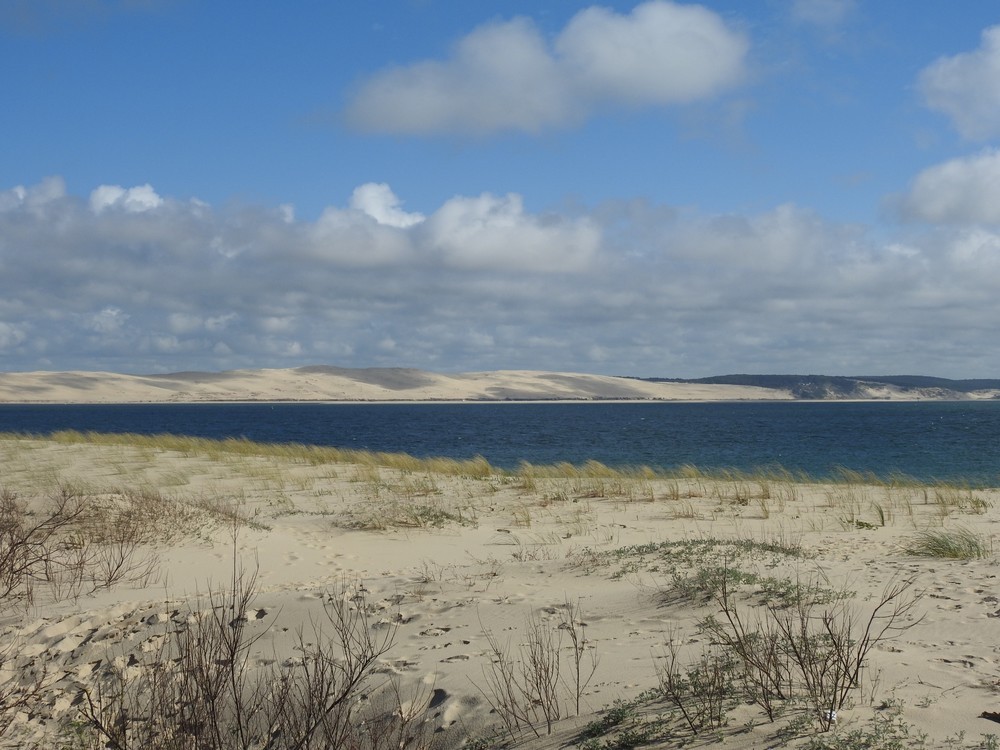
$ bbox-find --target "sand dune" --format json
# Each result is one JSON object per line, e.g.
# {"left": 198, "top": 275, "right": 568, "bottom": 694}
{"left": 0, "top": 433, "right": 998, "bottom": 748}
{"left": 0, "top": 366, "right": 794, "bottom": 403}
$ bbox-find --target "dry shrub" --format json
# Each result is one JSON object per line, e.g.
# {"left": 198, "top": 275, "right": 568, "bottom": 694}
{"left": 700, "top": 574, "right": 922, "bottom": 732}
{"left": 79, "top": 558, "right": 441, "bottom": 750}
{"left": 475, "top": 601, "right": 597, "bottom": 742}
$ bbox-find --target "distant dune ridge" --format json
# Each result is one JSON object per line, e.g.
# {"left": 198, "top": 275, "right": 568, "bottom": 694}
{"left": 0, "top": 366, "right": 997, "bottom": 403}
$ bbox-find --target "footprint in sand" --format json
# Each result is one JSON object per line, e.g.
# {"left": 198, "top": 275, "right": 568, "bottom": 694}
{"left": 419, "top": 627, "right": 451, "bottom": 637}
{"left": 939, "top": 657, "right": 977, "bottom": 668}
{"left": 441, "top": 654, "right": 470, "bottom": 663}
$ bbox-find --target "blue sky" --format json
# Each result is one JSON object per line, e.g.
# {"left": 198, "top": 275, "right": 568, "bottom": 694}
{"left": 3, "top": 0, "right": 1000, "bottom": 377}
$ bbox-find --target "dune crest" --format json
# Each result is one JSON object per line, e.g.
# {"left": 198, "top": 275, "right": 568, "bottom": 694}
{"left": 0, "top": 366, "right": 791, "bottom": 403}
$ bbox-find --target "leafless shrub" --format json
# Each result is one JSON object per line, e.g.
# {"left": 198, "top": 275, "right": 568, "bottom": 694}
{"left": 0, "top": 486, "right": 140, "bottom": 738}
{"left": 476, "top": 601, "right": 598, "bottom": 742}
{"left": 77, "top": 546, "right": 432, "bottom": 750}
{"left": 560, "top": 598, "right": 599, "bottom": 717}
{"left": 0, "top": 486, "right": 87, "bottom": 605}
{"left": 477, "top": 618, "right": 547, "bottom": 741}
{"left": 700, "top": 574, "right": 922, "bottom": 732}
{"left": 775, "top": 577, "right": 921, "bottom": 730}
{"left": 700, "top": 574, "right": 793, "bottom": 721}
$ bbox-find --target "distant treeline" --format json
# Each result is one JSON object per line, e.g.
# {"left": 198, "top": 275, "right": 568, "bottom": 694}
{"left": 639, "top": 374, "right": 1000, "bottom": 399}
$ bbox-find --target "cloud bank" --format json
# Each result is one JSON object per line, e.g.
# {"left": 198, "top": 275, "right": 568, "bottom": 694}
{"left": 2, "top": 176, "right": 999, "bottom": 377}
{"left": 345, "top": 1, "right": 749, "bottom": 135}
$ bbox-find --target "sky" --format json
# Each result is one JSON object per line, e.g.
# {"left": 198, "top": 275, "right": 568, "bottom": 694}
{"left": 3, "top": 0, "right": 1000, "bottom": 378}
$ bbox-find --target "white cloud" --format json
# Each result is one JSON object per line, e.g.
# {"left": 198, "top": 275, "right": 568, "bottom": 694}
{"left": 0, "top": 176, "right": 66, "bottom": 215}
{"left": 556, "top": 2, "right": 748, "bottom": 105}
{"left": 90, "top": 183, "right": 164, "bottom": 213}
{"left": 919, "top": 25, "right": 1000, "bottom": 140}
{"left": 350, "top": 183, "right": 425, "bottom": 228}
{"left": 346, "top": 18, "right": 572, "bottom": 135}
{"left": 345, "top": 1, "right": 748, "bottom": 135}
{"left": 899, "top": 149, "right": 1000, "bottom": 224}
{"left": 425, "top": 192, "right": 600, "bottom": 272}
{"left": 0, "top": 186, "right": 27, "bottom": 212}
{"left": 309, "top": 206, "right": 413, "bottom": 266}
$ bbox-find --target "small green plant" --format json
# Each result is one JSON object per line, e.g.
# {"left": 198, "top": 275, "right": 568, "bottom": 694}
{"left": 802, "top": 699, "right": 927, "bottom": 749}
{"left": 578, "top": 699, "right": 637, "bottom": 740}
{"left": 658, "top": 642, "right": 737, "bottom": 734}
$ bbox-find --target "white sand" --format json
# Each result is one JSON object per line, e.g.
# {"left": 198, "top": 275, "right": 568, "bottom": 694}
{"left": 0, "top": 367, "right": 794, "bottom": 403}
{"left": 1, "top": 436, "right": 998, "bottom": 748}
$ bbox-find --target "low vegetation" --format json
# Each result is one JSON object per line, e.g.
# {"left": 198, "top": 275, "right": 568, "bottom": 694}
{"left": 0, "top": 432, "right": 996, "bottom": 748}
{"left": 903, "top": 526, "right": 993, "bottom": 559}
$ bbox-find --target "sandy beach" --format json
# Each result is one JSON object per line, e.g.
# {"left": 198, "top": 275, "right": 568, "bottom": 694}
{"left": 0, "top": 431, "right": 997, "bottom": 748}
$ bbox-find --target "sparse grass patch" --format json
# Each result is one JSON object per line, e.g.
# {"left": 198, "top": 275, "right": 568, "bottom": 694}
{"left": 346, "top": 500, "right": 476, "bottom": 531}
{"left": 576, "top": 536, "right": 828, "bottom": 608}
{"left": 934, "top": 486, "right": 993, "bottom": 515}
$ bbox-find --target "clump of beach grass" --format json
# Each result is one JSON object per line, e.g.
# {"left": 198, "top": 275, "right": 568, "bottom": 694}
{"left": 903, "top": 526, "right": 993, "bottom": 559}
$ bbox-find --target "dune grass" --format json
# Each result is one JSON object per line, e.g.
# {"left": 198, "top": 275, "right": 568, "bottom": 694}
{"left": 903, "top": 526, "right": 993, "bottom": 559}
{"left": 4, "top": 429, "right": 993, "bottom": 490}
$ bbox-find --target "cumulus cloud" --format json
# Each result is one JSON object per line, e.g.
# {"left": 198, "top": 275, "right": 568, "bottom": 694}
{"left": 349, "top": 183, "right": 425, "bottom": 228}
{"left": 898, "top": 149, "right": 1000, "bottom": 224}
{"left": 90, "top": 184, "right": 164, "bottom": 213}
{"left": 4, "top": 176, "right": 1000, "bottom": 376}
{"left": 424, "top": 193, "right": 600, "bottom": 272}
{"left": 308, "top": 206, "right": 414, "bottom": 266}
{"left": 345, "top": 1, "right": 749, "bottom": 135}
{"left": 919, "top": 25, "right": 1000, "bottom": 140}
{"left": 556, "top": 2, "right": 748, "bottom": 105}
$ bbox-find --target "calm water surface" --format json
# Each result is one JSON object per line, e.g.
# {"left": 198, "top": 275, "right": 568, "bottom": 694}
{"left": 1, "top": 401, "right": 999, "bottom": 483}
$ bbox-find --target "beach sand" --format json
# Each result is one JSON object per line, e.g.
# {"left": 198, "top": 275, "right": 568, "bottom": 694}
{"left": 0, "top": 433, "right": 998, "bottom": 748}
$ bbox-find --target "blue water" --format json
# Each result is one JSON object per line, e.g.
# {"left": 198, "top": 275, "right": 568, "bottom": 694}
{"left": 1, "top": 401, "right": 999, "bottom": 484}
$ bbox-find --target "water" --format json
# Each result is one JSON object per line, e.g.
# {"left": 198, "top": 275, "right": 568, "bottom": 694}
{"left": 1, "top": 401, "right": 999, "bottom": 483}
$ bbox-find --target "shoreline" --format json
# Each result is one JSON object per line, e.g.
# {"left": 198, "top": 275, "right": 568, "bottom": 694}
{"left": 0, "top": 396, "right": 983, "bottom": 405}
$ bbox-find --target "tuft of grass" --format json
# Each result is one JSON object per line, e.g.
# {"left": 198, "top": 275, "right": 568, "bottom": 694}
{"left": 903, "top": 526, "right": 992, "bottom": 559}
{"left": 347, "top": 501, "right": 475, "bottom": 531}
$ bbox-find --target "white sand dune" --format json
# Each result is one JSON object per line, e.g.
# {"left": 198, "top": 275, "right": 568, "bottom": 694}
{"left": 0, "top": 366, "right": 794, "bottom": 403}
{"left": 1, "top": 434, "right": 998, "bottom": 748}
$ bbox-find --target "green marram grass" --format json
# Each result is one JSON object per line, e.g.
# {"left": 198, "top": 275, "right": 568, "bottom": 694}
{"left": 903, "top": 526, "right": 993, "bottom": 559}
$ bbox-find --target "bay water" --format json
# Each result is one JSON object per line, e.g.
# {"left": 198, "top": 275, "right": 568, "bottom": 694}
{"left": 1, "top": 401, "right": 999, "bottom": 484}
